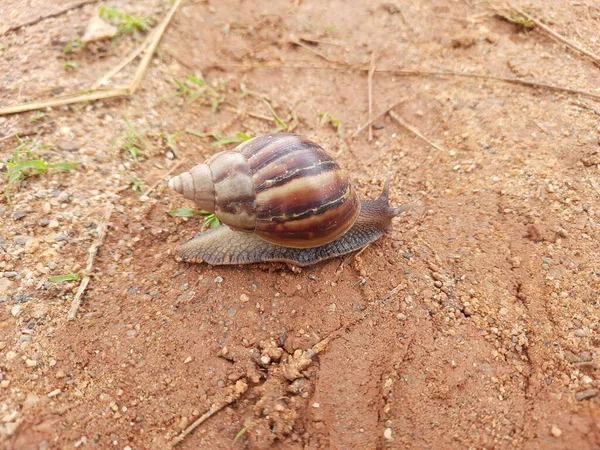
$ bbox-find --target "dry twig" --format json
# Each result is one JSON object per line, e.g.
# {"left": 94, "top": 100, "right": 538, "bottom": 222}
{"left": 0, "top": 0, "right": 183, "bottom": 116}
{"left": 388, "top": 110, "right": 447, "bottom": 152}
{"left": 351, "top": 99, "right": 408, "bottom": 139}
{"left": 508, "top": 6, "right": 600, "bottom": 65}
{"left": 4, "top": 0, "right": 100, "bottom": 34}
{"left": 289, "top": 39, "right": 347, "bottom": 65}
{"left": 171, "top": 379, "right": 249, "bottom": 447}
{"left": 212, "top": 63, "right": 600, "bottom": 102}
{"left": 367, "top": 52, "right": 376, "bottom": 141}
{"left": 144, "top": 159, "right": 186, "bottom": 198}
{"left": 67, "top": 202, "right": 114, "bottom": 320}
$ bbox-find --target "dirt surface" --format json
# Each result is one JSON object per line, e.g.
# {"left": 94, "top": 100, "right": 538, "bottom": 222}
{"left": 2, "top": 0, "right": 600, "bottom": 449}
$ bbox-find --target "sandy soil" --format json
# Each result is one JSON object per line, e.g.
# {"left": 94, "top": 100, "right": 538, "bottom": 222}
{"left": 1, "top": 0, "right": 600, "bottom": 449}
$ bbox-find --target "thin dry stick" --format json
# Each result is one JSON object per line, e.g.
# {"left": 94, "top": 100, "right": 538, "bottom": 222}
{"left": 4, "top": 0, "right": 100, "bottom": 34}
{"left": 388, "top": 110, "right": 447, "bottom": 152}
{"left": 351, "top": 98, "right": 407, "bottom": 138}
{"left": 211, "top": 63, "right": 600, "bottom": 102}
{"left": 92, "top": 27, "right": 159, "bottom": 89}
{"left": 0, "top": 0, "right": 182, "bottom": 116}
{"left": 367, "top": 52, "right": 376, "bottom": 141}
{"left": 0, "top": 87, "right": 130, "bottom": 116}
{"left": 171, "top": 381, "right": 248, "bottom": 448}
{"left": 67, "top": 202, "right": 114, "bottom": 320}
{"left": 129, "top": 0, "right": 182, "bottom": 93}
{"left": 289, "top": 39, "right": 346, "bottom": 64}
{"left": 144, "top": 159, "right": 186, "bottom": 198}
{"left": 380, "top": 68, "right": 600, "bottom": 101}
{"left": 509, "top": 6, "right": 600, "bottom": 65}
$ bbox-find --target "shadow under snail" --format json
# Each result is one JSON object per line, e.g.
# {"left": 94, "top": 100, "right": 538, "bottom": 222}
{"left": 168, "top": 133, "right": 409, "bottom": 266}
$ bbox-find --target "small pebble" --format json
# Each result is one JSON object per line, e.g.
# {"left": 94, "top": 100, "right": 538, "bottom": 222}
{"left": 11, "top": 304, "right": 22, "bottom": 317}
{"left": 240, "top": 294, "right": 249, "bottom": 302}
{"left": 214, "top": 276, "right": 223, "bottom": 283}
{"left": 25, "top": 359, "right": 37, "bottom": 367}
{"left": 384, "top": 427, "right": 393, "bottom": 441}
{"left": 13, "top": 235, "right": 33, "bottom": 245}
{"left": 575, "top": 388, "right": 598, "bottom": 401}
{"left": 13, "top": 293, "right": 32, "bottom": 304}
{"left": 184, "top": 356, "right": 193, "bottom": 364}
{"left": 550, "top": 425, "right": 562, "bottom": 437}
{"left": 312, "top": 402, "right": 320, "bottom": 408}
{"left": 13, "top": 211, "right": 28, "bottom": 220}
{"left": 47, "top": 388, "right": 62, "bottom": 397}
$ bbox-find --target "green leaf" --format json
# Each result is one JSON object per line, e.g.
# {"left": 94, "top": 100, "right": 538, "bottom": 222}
{"left": 48, "top": 162, "right": 78, "bottom": 171}
{"left": 186, "top": 74, "right": 206, "bottom": 87}
{"left": 168, "top": 208, "right": 213, "bottom": 217}
{"left": 49, "top": 273, "right": 80, "bottom": 283}
{"left": 233, "top": 426, "right": 247, "bottom": 443}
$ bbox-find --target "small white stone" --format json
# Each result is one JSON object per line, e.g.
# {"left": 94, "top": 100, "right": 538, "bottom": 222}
{"left": 81, "top": 16, "right": 118, "bottom": 43}
{"left": 312, "top": 402, "right": 320, "bottom": 408}
{"left": 184, "top": 356, "right": 193, "bottom": 364}
{"left": 384, "top": 428, "right": 393, "bottom": 441}
{"left": 47, "top": 388, "right": 62, "bottom": 397}
{"left": 551, "top": 425, "right": 562, "bottom": 438}
{"left": 11, "top": 304, "right": 22, "bottom": 317}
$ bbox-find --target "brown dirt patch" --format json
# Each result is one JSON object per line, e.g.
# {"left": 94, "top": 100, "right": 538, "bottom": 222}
{"left": 2, "top": 0, "right": 600, "bottom": 449}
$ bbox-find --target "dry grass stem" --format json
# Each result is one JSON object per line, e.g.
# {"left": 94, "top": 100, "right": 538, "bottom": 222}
{"left": 212, "top": 63, "right": 600, "bottom": 102}
{"left": 388, "top": 110, "right": 447, "bottom": 153}
{"left": 92, "top": 27, "right": 159, "bottom": 89}
{"left": 351, "top": 98, "right": 408, "bottom": 138}
{"left": 509, "top": 6, "right": 600, "bottom": 65}
{"left": 171, "top": 379, "right": 249, "bottom": 447}
{"left": 367, "top": 52, "right": 376, "bottom": 141}
{"left": 290, "top": 39, "right": 346, "bottom": 64}
{"left": 0, "top": 0, "right": 183, "bottom": 116}
{"left": 4, "top": 0, "right": 100, "bottom": 34}
{"left": 0, "top": 87, "right": 130, "bottom": 116}
{"left": 67, "top": 201, "right": 114, "bottom": 320}
{"left": 144, "top": 159, "right": 186, "bottom": 198}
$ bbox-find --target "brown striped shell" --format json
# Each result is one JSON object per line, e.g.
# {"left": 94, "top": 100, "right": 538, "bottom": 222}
{"left": 168, "top": 133, "right": 361, "bottom": 248}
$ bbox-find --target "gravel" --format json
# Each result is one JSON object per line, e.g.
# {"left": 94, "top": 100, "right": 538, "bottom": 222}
{"left": 575, "top": 389, "right": 598, "bottom": 401}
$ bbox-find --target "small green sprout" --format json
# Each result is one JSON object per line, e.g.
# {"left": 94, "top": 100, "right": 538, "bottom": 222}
{"left": 3, "top": 137, "right": 77, "bottom": 200}
{"left": 168, "top": 208, "right": 220, "bottom": 231}
{"left": 30, "top": 111, "right": 45, "bottom": 122}
{"left": 319, "top": 112, "right": 342, "bottom": 137}
{"left": 233, "top": 426, "right": 248, "bottom": 443}
{"left": 263, "top": 100, "right": 288, "bottom": 131}
{"left": 160, "top": 131, "right": 184, "bottom": 157}
{"left": 116, "top": 119, "right": 146, "bottom": 161}
{"left": 324, "top": 24, "right": 336, "bottom": 34}
{"left": 130, "top": 176, "right": 145, "bottom": 194}
{"left": 64, "top": 60, "right": 78, "bottom": 71}
{"left": 185, "top": 129, "right": 251, "bottom": 147}
{"left": 100, "top": 6, "right": 151, "bottom": 35}
{"left": 48, "top": 273, "right": 80, "bottom": 283}
{"left": 63, "top": 38, "right": 81, "bottom": 54}
{"left": 173, "top": 74, "right": 225, "bottom": 113}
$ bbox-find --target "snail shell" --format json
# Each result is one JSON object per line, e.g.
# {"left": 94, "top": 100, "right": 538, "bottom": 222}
{"left": 168, "top": 133, "right": 406, "bottom": 266}
{"left": 168, "top": 133, "right": 360, "bottom": 248}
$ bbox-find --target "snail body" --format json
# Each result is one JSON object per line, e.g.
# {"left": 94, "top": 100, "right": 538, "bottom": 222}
{"left": 169, "top": 133, "right": 404, "bottom": 266}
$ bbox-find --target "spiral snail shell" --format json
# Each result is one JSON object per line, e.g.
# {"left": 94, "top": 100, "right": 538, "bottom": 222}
{"left": 168, "top": 133, "right": 405, "bottom": 266}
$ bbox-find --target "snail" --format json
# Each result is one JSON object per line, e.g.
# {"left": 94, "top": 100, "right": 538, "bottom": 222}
{"left": 168, "top": 133, "right": 407, "bottom": 266}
